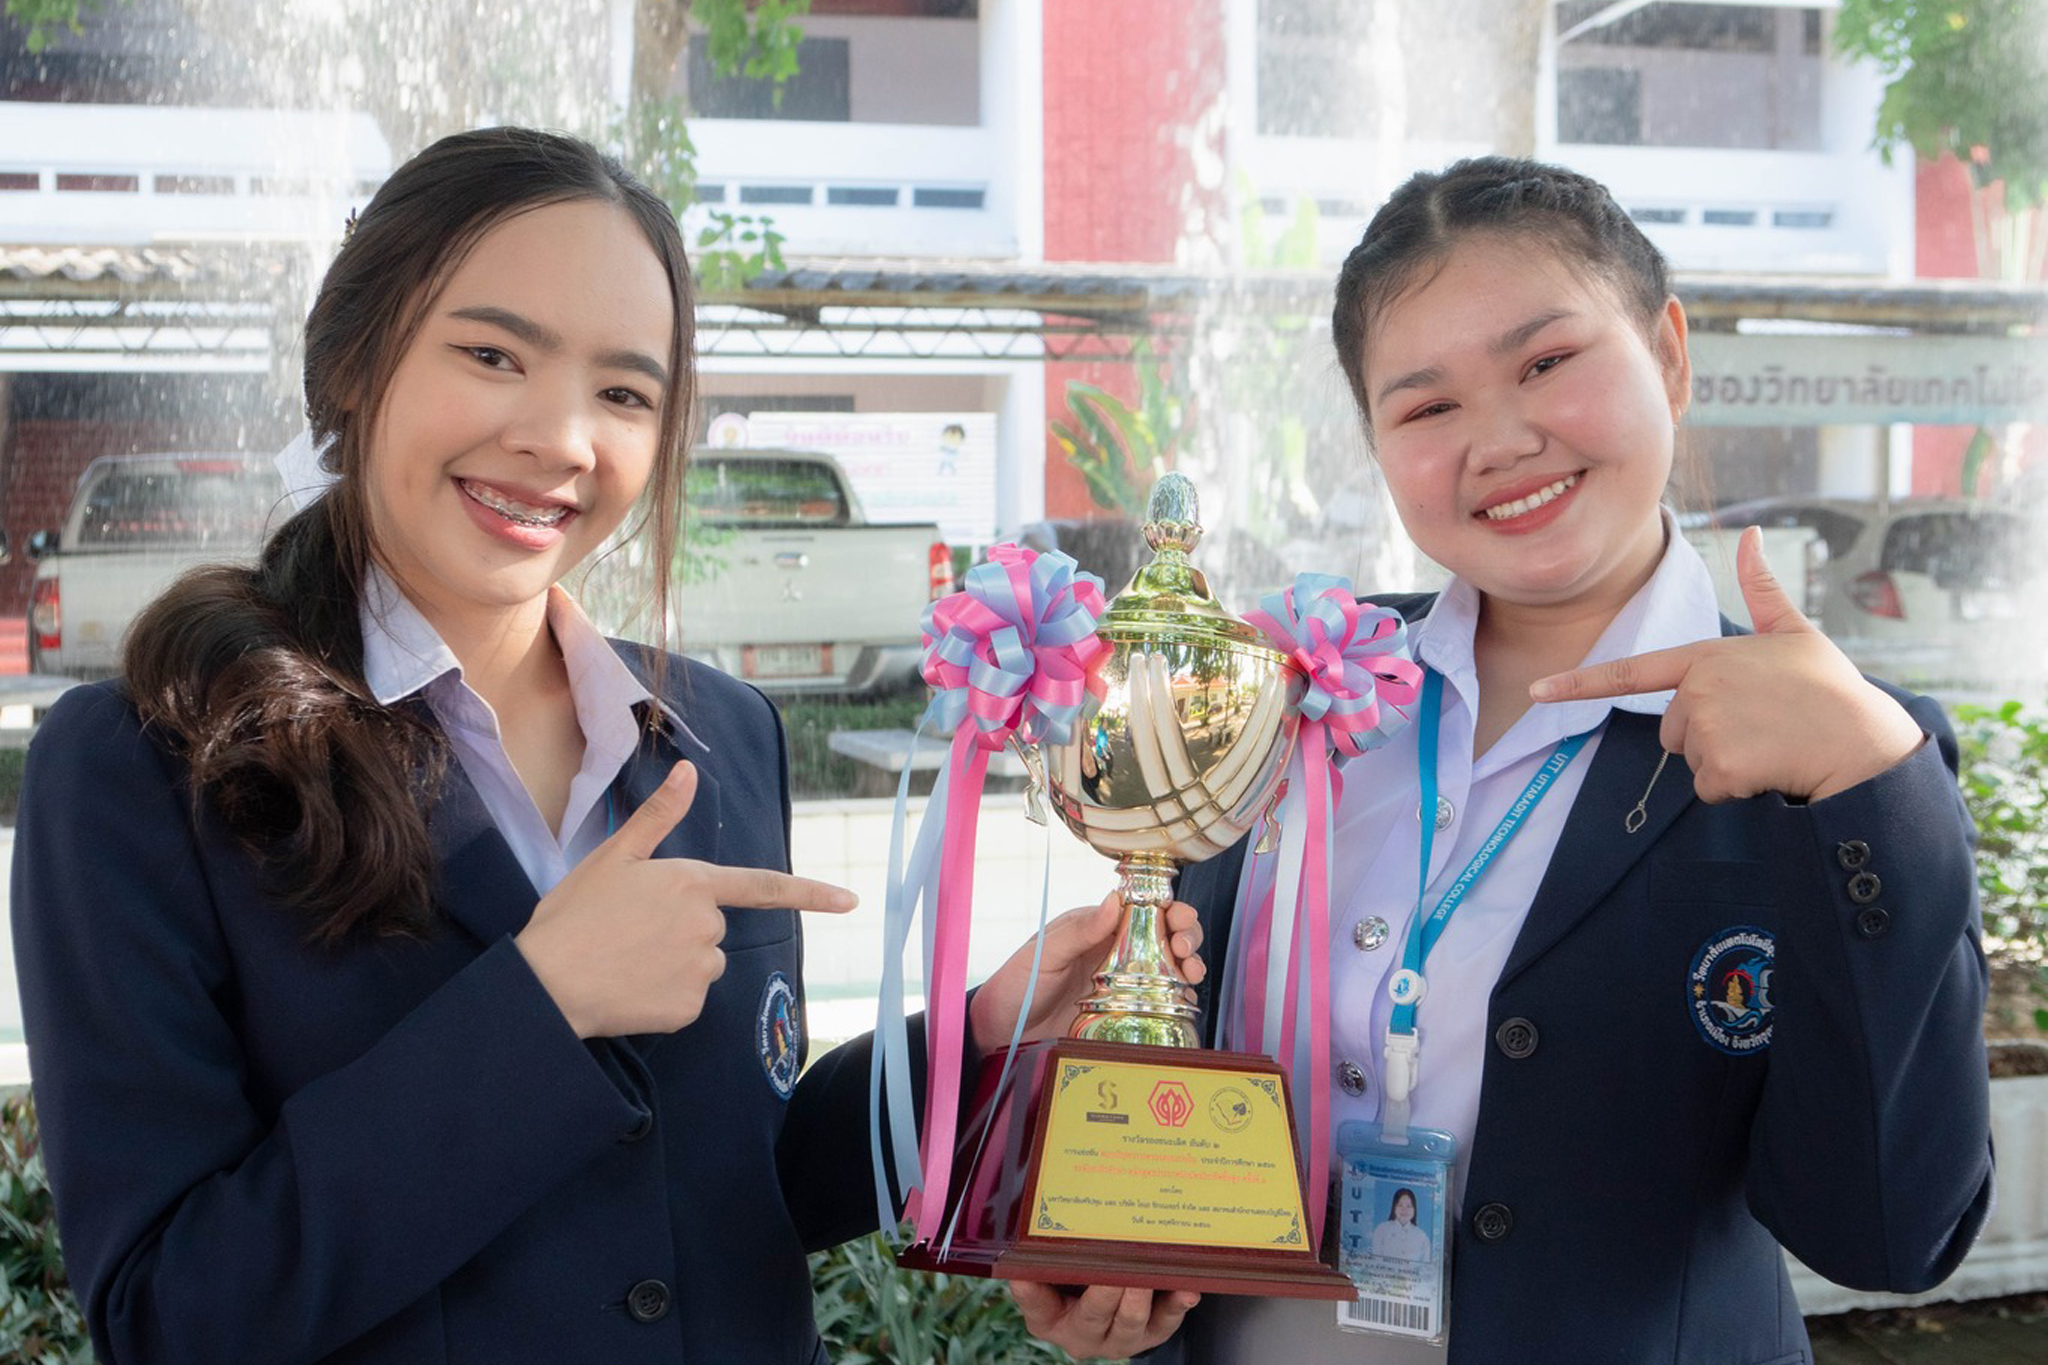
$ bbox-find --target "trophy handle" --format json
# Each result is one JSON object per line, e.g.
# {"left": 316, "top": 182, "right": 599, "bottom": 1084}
{"left": 1011, "top": 736, "right": 1050, "bottom": 827}
{"left": 1068, "top": 850, "right": 1201, "bottom": 1048}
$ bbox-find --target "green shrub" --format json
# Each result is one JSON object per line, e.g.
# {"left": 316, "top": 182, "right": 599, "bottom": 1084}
{"left": 810, "top": 1231, "right": 1070, "bottom": 1365}
{"left": 0, "top": 1093, "right": 93, "bottom": 1364}
{"left": 776, "top": 692, "right": 930, "bottom": 798}
{"left": 0, "top": 747, "right": 25, "bottom": 825}
{"left": 1954, "top": 699, "right": 2048, "bottom": 1030}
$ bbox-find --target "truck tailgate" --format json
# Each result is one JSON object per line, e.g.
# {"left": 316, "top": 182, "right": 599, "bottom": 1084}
{"left": 43, "top": 547, "right": 230, "bottom": 674}
{"left": 680, "top": 526, "right": 932, "bottom": 650}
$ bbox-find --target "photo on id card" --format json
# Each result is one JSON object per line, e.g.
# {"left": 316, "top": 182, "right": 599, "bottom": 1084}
{"left": 1335, "top": 1122, "right": 1453, "bottom": 1344}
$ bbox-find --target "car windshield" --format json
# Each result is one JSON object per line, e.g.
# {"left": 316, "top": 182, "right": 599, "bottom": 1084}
{"left": 74, "top": 461, "right": 282, "bottom": 548}
{"left": 1716, "top": 503, "right": 1865, "bottom": 559}
{"left": 1880, "top": 511, "right": 2035, "bottom": 592}
{"left": 688, "top": 457, "right": 849, "bottom": 526}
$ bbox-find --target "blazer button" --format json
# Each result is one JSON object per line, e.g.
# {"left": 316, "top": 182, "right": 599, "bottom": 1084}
{"left": 1855, "top": 907, "right": 1892, "bottom": 940}
{"left": 1472, "top": 1203, "right": 1514, "bottom": 1243}
{"left": 1847, "top": 871, "right": 1882, "bottom": 904}
{"left": 1494, "top": 1018, "right": 1538, "bottom": 1060}
{"left": 627, "top": 1278, "right": 671, "bottom": 1323}
{"left": 621, "top": 1111, "right": 654, "bottom": 1143}
{"left": 1836, "top": 840, "right": 1871, "bottom": 870}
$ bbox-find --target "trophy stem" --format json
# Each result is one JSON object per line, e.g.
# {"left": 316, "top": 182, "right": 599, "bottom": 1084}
{"left": 1068, "top": 851, "right": 1201, "bottom": 1048}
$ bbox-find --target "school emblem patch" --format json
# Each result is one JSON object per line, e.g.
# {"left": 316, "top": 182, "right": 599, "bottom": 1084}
{"left": 1688, "top": 926, "right": 1775, "bottom": 1055}
{"left": 757, "top": 972, "right": 802, "bottom": 1099}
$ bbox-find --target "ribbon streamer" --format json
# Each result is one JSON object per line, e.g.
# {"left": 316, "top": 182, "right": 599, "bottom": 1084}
{"left": 1238, "top": 574, "right": 1421, "bottom": 1245}
{"left": 870, "top": 544, "right": 1106, "bottom": 1242}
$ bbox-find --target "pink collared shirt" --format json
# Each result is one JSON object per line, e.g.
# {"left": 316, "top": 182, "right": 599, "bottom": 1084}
{"left": 1227, "top": 512, "right": 1724, "bottom": 1211}
{"left": 359, "top": 569, "right": 705, "bottom": 897}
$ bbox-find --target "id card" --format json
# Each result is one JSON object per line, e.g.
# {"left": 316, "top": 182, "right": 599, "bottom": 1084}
{"left": 1334, "top": 1121, "right": 1455, "bottom": 1345}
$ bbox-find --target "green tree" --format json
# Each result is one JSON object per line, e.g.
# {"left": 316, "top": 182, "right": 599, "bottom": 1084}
{"left": 1050, "top": 338, "right": 1194, "bottom": 518}
{"left": 4, "top": 0, "right": 115, "bottom": 53}
{"left": 1833, "top": 0, "right": 2048, "bottom": 214}
{"left": 1833, "top": 1, "right": 2046, "bottom": 499}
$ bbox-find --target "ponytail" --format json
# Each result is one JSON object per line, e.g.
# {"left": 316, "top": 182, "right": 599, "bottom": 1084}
{"left": 124, "top": 500, "right": 445, "bottom": 943}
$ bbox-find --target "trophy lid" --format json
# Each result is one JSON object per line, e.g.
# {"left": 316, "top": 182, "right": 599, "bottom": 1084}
{"left": 1098, "top": 473, "right": 1271, "bottom": 650}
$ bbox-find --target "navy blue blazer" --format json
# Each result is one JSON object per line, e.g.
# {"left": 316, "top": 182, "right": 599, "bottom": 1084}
{"left": 1162, "top": 595, "right": 1994, "bottom": 1365}
{"left": 14, "top": 651, "right": 900, "bottom": 1365}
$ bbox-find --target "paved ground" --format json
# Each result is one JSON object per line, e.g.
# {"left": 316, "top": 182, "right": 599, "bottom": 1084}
{"left": 1810, "top": 1292, "right": 2048, "bottom": 1362}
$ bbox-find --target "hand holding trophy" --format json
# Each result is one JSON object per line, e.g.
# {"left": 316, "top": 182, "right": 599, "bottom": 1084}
{"left": 877, "top": 472, "right": 1416, "bottom": 1299}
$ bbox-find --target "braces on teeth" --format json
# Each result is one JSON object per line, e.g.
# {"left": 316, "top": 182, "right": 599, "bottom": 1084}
{"left": 465, "top": 480, "right": 568, "bottom": 527}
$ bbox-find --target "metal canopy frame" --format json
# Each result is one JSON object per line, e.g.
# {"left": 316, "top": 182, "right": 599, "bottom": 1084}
{"left": 2, "top": 246, "right": 2042, "bottom": 369}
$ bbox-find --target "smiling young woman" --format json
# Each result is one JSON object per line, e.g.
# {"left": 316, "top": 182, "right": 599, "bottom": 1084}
{"left": 12, "top": 127, "right": 1202, "bottom": 1365}
{"left": 1021, "top": 157, "right": 1990, "bottom": 1365}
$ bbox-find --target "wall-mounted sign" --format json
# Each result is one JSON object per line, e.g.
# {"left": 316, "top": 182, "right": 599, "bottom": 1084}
{"left": 734, "top": 412, "right": 998, "bottom": 544}
{"left": 1686, "top": 333, "right": 2048, "bottom": 428}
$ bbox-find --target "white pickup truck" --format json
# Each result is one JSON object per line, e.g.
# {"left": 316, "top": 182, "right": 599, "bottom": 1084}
{"left": 25, "top": 453, "right": 284, "bottom": 678}
{"left": 671, "top": 446, "right": 952, "bottom": 695}
{"left": 29, "top": 447, "right": 951, "bottom": 696}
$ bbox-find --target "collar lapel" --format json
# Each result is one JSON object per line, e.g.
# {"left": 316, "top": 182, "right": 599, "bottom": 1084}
{"left": 428, "top": 756, "right": 542, "bottom": 948}
{"left": 426, "top": 721, "right": 724, "bottom": 950}
{"left": 618, "top": 722, "right": 723, "bottom": 865}
{"left": 1497, "top": 710, "right": 1694, "bottom": 989}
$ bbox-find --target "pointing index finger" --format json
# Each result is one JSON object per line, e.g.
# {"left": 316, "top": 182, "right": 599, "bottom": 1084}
{"left": 703, "top": 864, "right": 859, "bottom": 914}
{"left": 1529, "top": 641, "right": 1707, "bottom": 704}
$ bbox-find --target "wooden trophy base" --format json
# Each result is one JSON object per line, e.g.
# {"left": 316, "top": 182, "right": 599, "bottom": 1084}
{"left": 897, "top": 1038, "right": 1354, "bottom": 1300}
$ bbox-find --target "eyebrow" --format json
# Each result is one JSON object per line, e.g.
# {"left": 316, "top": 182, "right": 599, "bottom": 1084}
{"left": 447, "top": 304, "right": 669, "bottom": 389}
{"left": 1372, "top": 309, "right": 1578, "bottom": 409}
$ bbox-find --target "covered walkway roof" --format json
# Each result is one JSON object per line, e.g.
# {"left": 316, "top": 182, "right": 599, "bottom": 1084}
{"left": 2, "top": 246, "right": 2043, "bottom": 370}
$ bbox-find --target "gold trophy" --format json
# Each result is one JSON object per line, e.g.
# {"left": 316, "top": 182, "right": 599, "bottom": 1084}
{"left": 898, "top": 473, "right": 1353, "bottom": 1298}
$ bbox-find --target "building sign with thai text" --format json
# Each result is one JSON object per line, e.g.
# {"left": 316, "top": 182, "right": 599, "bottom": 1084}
{"left": 1686, "top": 333, "right": 2048, "bottom": 428}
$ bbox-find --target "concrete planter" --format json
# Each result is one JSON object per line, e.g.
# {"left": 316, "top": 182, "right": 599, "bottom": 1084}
{"left": 1790, "top": 1046, "right": 2048, "bottom": 1314}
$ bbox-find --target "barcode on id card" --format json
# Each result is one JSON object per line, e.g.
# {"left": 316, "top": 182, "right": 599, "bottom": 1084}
{"left": 1351, "top": 1295, "right": 1434, "bottom": 1334}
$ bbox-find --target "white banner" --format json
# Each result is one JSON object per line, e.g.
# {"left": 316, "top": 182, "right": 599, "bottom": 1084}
{"left": 724, "top": 411, "right": 998, "bottom": 544}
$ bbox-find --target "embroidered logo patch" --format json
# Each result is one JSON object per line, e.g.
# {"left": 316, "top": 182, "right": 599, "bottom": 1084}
{"left": 757, "top": 972, "right": 801, "bottom": 1099}
{"left": 1688, "top": 926, "right": 1775, "bottom": 1055}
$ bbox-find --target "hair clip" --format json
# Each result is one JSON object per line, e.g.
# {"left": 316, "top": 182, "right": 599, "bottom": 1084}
{"left": 342, "top": 207, "right": 360, "bottom": 243}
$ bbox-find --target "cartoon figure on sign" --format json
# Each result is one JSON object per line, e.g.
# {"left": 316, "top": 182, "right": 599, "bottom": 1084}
{"left": 1148, "top": 1080, "right": 1193, "bottom": 1128}
{"left": 937, "top": 421, "right": 965, "bottom": 477}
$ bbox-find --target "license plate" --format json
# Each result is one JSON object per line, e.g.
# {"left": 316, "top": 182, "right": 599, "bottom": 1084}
{"left": 744, "top": 643, "right": 832, "bottom": 678}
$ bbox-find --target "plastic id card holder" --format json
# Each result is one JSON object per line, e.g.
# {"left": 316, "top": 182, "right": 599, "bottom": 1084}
{"left": 1334, "top": 1121, "right": 1455, "bottom": 1346}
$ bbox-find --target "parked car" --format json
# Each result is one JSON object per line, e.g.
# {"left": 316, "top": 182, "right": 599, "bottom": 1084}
{"left": 1701, "top": 496, "right": 2043, "bottom": 696}
{"left": 661, "top": 446, "right": 953, "bottom": 696}
{"left": 26, "top": 453, "right": 284, "bottom": 678}
{"left": 32, "top": 445, "right": 951, "bottom": 696}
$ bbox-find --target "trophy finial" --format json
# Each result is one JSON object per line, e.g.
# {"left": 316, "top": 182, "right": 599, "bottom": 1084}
{"left": 1143, "top": 471, "right": 1203, "bottom": 554}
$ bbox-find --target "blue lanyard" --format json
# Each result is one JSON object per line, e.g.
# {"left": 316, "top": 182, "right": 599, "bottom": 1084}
{"left": 1389, "top": 670, "right": 1592, "bottom": 1037}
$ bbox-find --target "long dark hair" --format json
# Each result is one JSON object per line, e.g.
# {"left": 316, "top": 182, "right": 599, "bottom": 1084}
{"left": 124, "top": 127, "right": 696, "bottom": 943}
{"left": 1332, "top": 156, "right": 1672, "bottom": 438}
